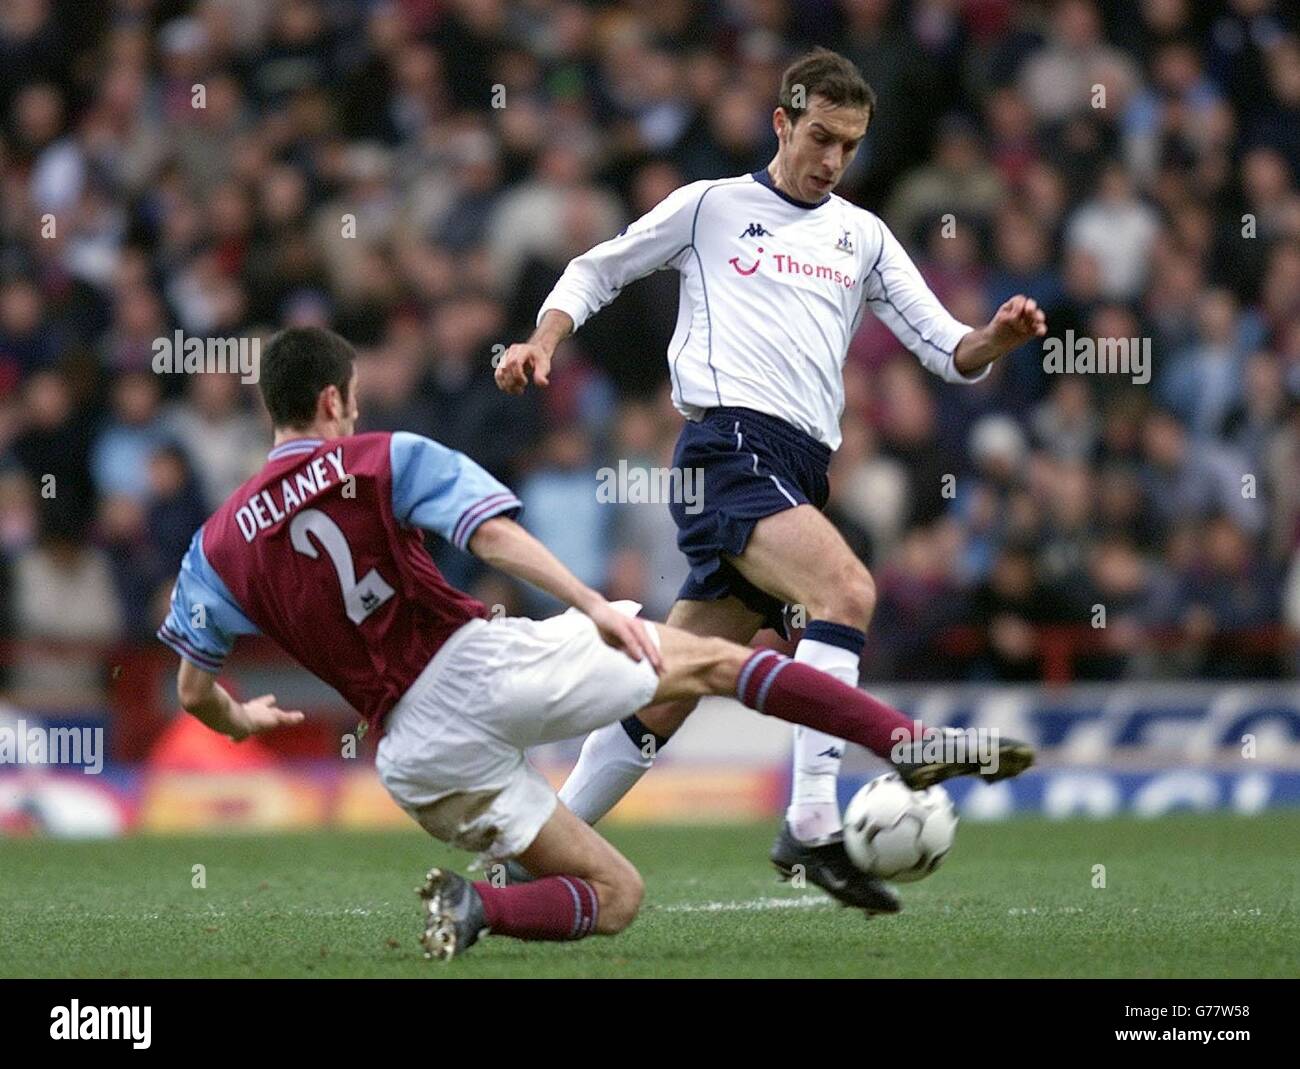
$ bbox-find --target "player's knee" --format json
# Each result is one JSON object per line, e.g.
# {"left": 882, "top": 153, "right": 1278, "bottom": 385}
{"left": 594, "top": 864, "right": 645, "bottom": 934}
{"left": 814, "top": 565, "right": 876, "bottom": 629}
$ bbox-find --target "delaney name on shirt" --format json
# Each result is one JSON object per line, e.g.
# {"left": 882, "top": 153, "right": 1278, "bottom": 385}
{"left": 234, "top": 445, "right": 348, "bottom": 542}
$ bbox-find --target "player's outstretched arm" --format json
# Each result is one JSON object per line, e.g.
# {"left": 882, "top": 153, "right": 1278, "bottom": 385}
{"left": 175, "top": 659, "right": 305, "bottom": 741}
{"left": 496, "top": 181, "right": 704, "bottom": 395}
{"left": 468, "top": 515, "right": 662, "bottom": 670}
{"left": 494, "top": 309, "right": 573, "bottom": 395}
{"left": 952, "top": 294, "right": 1048, "bottom": 378}
{"left": 865, "top": 216, "right": 1046, "bottom": 383}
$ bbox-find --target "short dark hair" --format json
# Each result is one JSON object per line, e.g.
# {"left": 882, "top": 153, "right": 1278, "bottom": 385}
{"left": 259, "top": 326, "right": 356, "bottom": 429}
{"left": 779, "top": 48, "right": 876, "bottom": 125}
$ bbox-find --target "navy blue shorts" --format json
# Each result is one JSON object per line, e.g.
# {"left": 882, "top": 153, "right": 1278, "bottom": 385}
{"left": 669, "top": 406, "right": 831, "bottom": 633}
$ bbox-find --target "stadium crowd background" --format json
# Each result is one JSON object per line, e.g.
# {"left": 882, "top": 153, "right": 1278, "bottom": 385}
{"left": 1, "top": 0, "right": 1299, "bottom": 701}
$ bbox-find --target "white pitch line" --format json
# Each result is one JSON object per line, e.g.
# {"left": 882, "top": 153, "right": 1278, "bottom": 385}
{"left": 653, "top": 895, "right": 833, "bottom": 914}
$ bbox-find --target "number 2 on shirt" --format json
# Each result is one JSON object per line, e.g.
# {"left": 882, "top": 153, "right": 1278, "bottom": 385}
{"left": 290, "top": 508, "right": 396, "bottom": 624}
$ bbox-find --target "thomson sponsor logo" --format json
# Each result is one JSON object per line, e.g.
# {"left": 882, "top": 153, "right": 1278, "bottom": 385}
{"left": 50, "top": 1001, "right": 151, "bottom": 1049}
{"left": 726, "top": 249, "right": 857, "bottom": 288}
{"left": 0, "top": 720, "right": 103, "bottom": 774}
{"left": 771, "top": 252, "right": 857, "bottom": 288}
{"left": 1042, "top": 330, "right": 1150, "bottom": 384}
{"left": 596, "top": 461, "right": 704, "bottom": 515}
{"left": 889, "top": 723, "right": 1001, "bottom": 777}
{"left": 151, "top": 330, "right": 260, "bottom": 383}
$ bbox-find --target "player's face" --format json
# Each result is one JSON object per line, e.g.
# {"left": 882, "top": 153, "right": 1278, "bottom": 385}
{"left": 775, "top": 95, "right": 870, "bottom": 202}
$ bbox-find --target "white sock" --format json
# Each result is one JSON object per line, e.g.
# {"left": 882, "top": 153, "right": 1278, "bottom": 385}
{"left": 558, "top": 719, "right": 656, "bottom": 825}
{"left": 786, "top": 636, "right": 861, "bottom": 843}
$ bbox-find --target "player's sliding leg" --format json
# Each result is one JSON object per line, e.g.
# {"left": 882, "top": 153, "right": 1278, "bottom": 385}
{"left": 418, "top": 801, "right": 641, "bottom": 960}
{"left": 557, "top": 595, "right": 761, "bottom": 825}
{"left": 513, "top": 801, "right": 642, "bottom": 932}
{"left": 646, "top": 625, "right": 911, "bottom": 758}
{"left": 645, "top": 624, "right": 1034, "bottom": 784}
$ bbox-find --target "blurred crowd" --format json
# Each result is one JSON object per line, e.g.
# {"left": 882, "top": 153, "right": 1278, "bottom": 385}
{"left": 1, "top": 0, "right": 1299, "bottom": 696}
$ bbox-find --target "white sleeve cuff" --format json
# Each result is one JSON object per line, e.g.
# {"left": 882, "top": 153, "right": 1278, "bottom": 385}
{"left": 537, "top": 293, "right": 591, "bottom": 333}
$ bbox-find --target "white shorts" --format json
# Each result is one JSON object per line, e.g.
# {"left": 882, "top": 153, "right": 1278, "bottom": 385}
{"left": 375, "top": 602, "right": 660, "bottom": 860}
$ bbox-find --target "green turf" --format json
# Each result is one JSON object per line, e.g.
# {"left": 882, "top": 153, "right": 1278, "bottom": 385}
{"left": 0, "top": 814, "right": 1296, "bottom": 977}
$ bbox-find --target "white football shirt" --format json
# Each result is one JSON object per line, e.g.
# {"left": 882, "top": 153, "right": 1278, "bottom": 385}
{"left": 537, "top": 169, "right": 988, "bottom": 450}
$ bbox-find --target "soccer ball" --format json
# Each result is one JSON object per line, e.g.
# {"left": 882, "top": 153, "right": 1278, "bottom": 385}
{"left": 842, "top": 773, "right": 958, "bottom": 882}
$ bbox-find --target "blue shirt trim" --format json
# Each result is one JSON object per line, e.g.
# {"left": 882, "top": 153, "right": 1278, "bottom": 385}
{"left": 268, "top": 438, "right": 324, "bottom": 461}
{"left": 157, "top": 529, "right": 260, "bottom": 671}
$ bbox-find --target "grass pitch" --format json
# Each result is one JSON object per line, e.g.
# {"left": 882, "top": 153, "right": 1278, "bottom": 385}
{"left": 1, "top": 814, "right": 1295, "bottom": 978}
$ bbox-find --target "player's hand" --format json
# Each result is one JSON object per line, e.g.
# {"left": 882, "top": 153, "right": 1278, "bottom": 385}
{"left": 494, "top": 342, "right": 552, "bottom": 395}
{"left": 988, "top": 294, "right": 1047, "bottom": 351}
{"left": 234, "top": 694, "right": 305, "bottom": 740}
{"left": 587, "top": 602, "right": 664, "bottom": 674}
